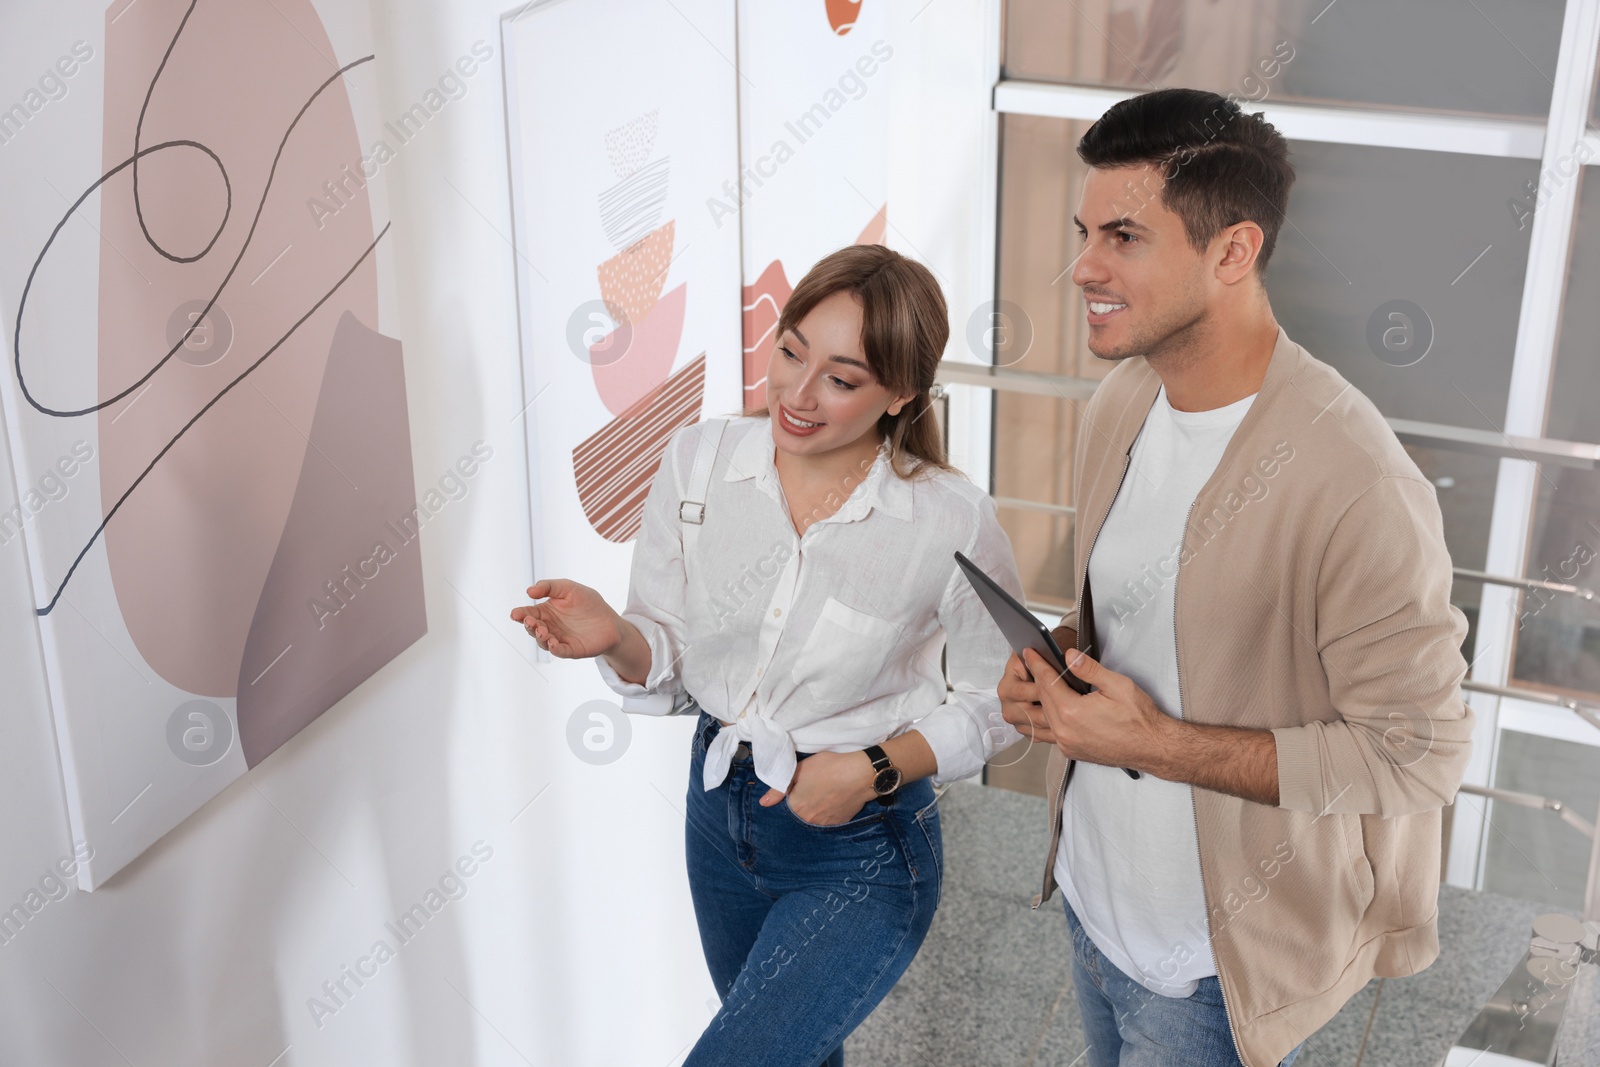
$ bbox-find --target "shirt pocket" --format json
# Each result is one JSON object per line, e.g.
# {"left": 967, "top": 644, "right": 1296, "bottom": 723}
{"left": 791, "top": 596, "right": 902, "bottom": 708}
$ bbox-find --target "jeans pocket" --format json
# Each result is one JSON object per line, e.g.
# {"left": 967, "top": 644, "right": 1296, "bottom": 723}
{"left": 779, "top": 794, "right": 885, "bottom": 831}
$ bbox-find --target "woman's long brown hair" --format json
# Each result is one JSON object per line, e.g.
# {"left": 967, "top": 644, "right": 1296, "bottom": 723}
{"left": 740, "top": 244, "right": 955, "bottom": 479}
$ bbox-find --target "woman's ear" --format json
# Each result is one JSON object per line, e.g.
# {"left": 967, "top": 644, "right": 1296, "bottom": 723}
{"left": 888, "top": 392, "right": 918, "bottom": 417}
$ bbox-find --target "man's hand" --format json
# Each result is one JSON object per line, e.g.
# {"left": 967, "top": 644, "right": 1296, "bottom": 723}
{"left": 759, "top": 751, "right": 878, "bottom": 825}
{"left": 999, "top": 653, "right": 1057, "bottom": 744}
{"left": 1023, "top": 645, "right": 1173, "bottom": 772}
{"left": 1009, "top": 628, "right": 1282, "bottom": 804}
{"left": 998, "top": 625, "right": 1076, "bottom": 744}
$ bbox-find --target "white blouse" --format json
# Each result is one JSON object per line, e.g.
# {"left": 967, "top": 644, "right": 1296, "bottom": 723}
{"left": 595, "top": 415, "right": 1026, "bottom": 794}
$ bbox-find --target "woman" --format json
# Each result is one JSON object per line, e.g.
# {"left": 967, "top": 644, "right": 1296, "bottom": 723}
{"left": 510, "top": 244, "right": 1025, "bottom": 1066}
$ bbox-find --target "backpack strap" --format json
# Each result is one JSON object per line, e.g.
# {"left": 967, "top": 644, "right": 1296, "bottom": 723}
{"left": 669, "top": 417, "right": 729, "bottom": 714}
{"left": 679, "top": 417, "right": 729, "bottom": 558}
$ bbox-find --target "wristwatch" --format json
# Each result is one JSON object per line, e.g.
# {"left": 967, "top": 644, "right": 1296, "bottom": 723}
{"left": 863, "top": 745, "right": 902, "bottom": 806}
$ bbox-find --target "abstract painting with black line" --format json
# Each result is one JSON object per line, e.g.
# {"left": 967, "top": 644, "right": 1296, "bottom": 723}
{"left": 0, "top": 0, "right": 423, "bottom": 888}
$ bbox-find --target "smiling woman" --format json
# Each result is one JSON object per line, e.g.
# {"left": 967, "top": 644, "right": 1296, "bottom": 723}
{"left": 510, "top": 243, "right": 1028, "bottom": 1066}
{"left": 744, "top": 243, "right": 955, "bottom": 484}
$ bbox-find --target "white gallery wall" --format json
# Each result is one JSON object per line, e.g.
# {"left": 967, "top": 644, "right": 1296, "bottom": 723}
{"left": 0, "top": 0, "right": 996, "bottom": 1063}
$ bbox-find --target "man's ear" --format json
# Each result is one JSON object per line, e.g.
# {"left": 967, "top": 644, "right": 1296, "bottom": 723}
{"left": 1214, "top": 220, "right": 1265, "bottom": 284}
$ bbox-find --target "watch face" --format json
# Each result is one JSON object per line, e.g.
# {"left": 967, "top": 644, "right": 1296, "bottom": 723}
{"left": 874, "top": 767, "right": 902, "bottom": 795}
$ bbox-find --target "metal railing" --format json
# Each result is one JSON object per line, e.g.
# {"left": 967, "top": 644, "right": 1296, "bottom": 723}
{"left": 1458, "top": 783, "right": 1600, "bottom": 922}
{"left": 1461, "top": 681, "right": 1600, "bottom": 734}
{"left": 1454, "top": 567, "right": 1598, "bottom": 604}
{"left": 1460, "top": 784, "right": 1596, "bottom": 840}
{"left": 935, "top": 359, "right": 1600, "bottom": 469}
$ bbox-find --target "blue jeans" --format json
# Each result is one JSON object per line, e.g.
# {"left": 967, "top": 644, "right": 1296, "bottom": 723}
{"left": 682, "top": 710, "right": 943, "bottom": 1067}
{"left": 1063, "top": 896, "right": 1305, "bottom": 1067}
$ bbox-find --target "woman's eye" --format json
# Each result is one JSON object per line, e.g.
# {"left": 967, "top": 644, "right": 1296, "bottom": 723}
{"left": 781, "top": 346, "right": 799, "bottom": 362}
{"left": 830, "top": 377, "right": 857, "bottom": 390}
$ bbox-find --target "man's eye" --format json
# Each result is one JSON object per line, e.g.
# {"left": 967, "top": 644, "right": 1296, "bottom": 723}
{"left": 1117, "top": 231, "right": 1137, "bottom": 243}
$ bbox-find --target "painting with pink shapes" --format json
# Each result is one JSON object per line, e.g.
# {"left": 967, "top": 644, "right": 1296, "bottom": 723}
{"left": 0, "top": 0, "right": 424, "bottom": 887}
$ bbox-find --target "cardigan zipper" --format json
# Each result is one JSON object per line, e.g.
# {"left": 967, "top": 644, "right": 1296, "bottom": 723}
{"left": 1178, "top": 494, "right": 1247, "bottom": 1065}
{"left": 1034, "top": 449, "right": 1132, "bottom": 910}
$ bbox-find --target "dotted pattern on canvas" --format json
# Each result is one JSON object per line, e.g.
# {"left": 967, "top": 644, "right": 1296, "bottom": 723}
{"left": 605, "top": 109, "right": 659, "bottom": 180}
{"left": 598, "top": 220, "right": 673, "bottom": 326}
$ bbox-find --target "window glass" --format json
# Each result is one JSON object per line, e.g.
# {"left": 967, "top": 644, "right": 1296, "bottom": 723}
{"left": 1514, "top": 465, "right": 1600, "bottom": 700}
{"left": 1592, "top": 44, "right": 1600, "bottom": 125}
{"left": 1546, "top": 168, "right": 1600, "bottom": 447}
{"left": 1268, "top": 140, "right": 1535, "bottom": 429}
{"left": 1482, "top": 729, "right": 1600, "bottom": 910}
{"left": 992, "top": 116, "right": 1099, "bottom": 611}
{"left": 1003, "top": 0, "right": 1563, "bottom": 120}
{"left": 1514, "top": 168, "right": 1600, "bottom": 703}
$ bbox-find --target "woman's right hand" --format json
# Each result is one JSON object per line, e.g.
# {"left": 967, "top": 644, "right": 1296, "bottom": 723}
{"left": 510, "top": 579, "right": 623, "bottom": 660}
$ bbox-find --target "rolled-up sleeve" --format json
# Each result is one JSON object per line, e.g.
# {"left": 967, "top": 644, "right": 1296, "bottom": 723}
{"left": 593, "top": 427, "right": 695, "bottom": 716}
{"left": 1273, "top": 475, "right": 1475, "bottom": 815}
{"left": 915, "top": 492, "right": 1027, "bottom": 785}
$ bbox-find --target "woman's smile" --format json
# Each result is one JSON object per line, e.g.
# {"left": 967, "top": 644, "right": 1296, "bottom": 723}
{"left": 777, "top": 402, "right": 825, "bottom": 436}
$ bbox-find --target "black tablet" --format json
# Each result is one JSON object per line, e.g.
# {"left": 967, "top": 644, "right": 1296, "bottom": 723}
{"left": 955, "top": 550, "right": 1140, "bottom": 780}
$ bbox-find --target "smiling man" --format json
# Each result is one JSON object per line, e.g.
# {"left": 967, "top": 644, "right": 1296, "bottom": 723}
{"left": 998, "top": 89, "right": 1474, "bottom": 1067}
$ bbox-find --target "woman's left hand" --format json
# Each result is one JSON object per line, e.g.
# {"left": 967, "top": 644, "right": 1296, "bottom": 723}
{"left": 760, "top": 751, "right": 878, "bottom": 825}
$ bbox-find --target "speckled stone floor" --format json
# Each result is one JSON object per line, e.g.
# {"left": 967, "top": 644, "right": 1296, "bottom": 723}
{"left": 846, "top": 783, "right": 1600, "bottom": 1066}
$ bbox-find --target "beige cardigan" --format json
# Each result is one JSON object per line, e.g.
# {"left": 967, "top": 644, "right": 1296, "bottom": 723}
{"left": 1033, "top": 326, "right": 1475, "bottom": 1067}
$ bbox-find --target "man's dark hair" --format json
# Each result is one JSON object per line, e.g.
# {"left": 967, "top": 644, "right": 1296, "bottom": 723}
{"left": 1076, "top": 88, "right": 1295, "bottom": 273}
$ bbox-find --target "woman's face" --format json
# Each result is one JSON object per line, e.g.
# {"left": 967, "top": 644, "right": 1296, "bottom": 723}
{"left": 765, "top": 289, "right": 916, "bottom": 460}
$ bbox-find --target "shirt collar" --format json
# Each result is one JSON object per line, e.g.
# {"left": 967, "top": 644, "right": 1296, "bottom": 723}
{"left": 723, "top": 417, "right": 913, "bottom": 524}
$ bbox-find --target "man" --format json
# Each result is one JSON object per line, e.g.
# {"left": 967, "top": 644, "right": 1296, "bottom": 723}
{"left": 998, "top": 88, "right": 1473, "bottom": 1067}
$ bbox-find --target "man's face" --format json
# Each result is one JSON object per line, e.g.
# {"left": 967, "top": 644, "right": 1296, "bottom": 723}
{"left": 1070, "top": 164, "right": 1211, "bottom": 361}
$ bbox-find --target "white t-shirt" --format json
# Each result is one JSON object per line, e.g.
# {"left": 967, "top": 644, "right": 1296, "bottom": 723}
{"left": 1054, "top": 383, "right": 1256, "bottom": 998}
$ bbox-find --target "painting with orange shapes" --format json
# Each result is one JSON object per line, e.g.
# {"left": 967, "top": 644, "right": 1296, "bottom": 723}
{"left": 826, "top": 0, "right": 864, "bottom": 35}
{"left": 568, "top": 108, "right": 708, "bottom": 544}
{"left": 499, "top": 0, "right": 742, "bottom": 640}
{"left": 0, "top": 0, "right": 422, "bottom": 888}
